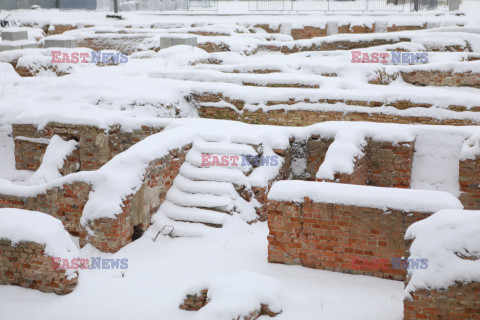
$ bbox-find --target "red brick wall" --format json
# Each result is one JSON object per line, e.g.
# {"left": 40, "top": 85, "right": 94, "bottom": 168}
{"left": 12, "top": 123, "right": 163, "bottom": 172}
{"left": 305, "top": 136, "right": 414, "bottom": 188}
{"left": 459, "top": 155, "right": 480, "bottom": 210}
{"left": 0, "top": 182, "right": 91, "bottom": 236}
{"left": 404, "top": 282, "right": 480, "bottom": 320}
{"left": 267, "top": 197, "right": 433, "bottom": 280}
{"left": 196, "top": 105, "right": 480, "bottom": 127}
{"left": 0, "top": 239, "right": 78, "bottom": 295}
{"left": 367, "top": 140, "right": 415, "bottom": 188}
{"left": 80, "top": 145, "right": 190, "bottom": 253}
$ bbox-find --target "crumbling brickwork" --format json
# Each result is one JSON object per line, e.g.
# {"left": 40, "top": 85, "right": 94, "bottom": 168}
{"left": 12, "top": 123, "right": 163, "bottom": 172}
{"left": 267, "top": 197, "right": 434, "bottom": 280}
{"left": 390, "top": 70, "right": 480, "bottom": 88}
{"left": 305, "top": 135, "right": 333, "bottom": 179}
{"left": 0, "top": 182, "right": 91, "bottom": 236}
{"left": 404, "top": 282, "right": 480, "bottom": 320}
{"left": 0, "top": 239, "right": 78, "bottom": 295}
{"left": 80, "top": 145, "right": 190, "bottom": 252}
{"left": 367, "top": 140, "right": 415, "bottom": 189}
{"left": 459, "top": 154, "right": 480, "bottom": 210}
{"left": 179, "top": 289, "right": 280, "bottom": 319}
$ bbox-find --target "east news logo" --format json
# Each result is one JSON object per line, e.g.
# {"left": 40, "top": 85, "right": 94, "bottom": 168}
{"left": 351, "top": 51, "right": 429, "bottom": 64}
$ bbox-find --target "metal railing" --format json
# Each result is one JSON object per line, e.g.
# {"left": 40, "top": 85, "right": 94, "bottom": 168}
{"left": 248, "top": 0, "right": 408, "bottom": 12}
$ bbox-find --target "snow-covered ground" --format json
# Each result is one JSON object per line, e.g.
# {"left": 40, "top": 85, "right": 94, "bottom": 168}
{"left": 1, "top": 3, "right": 480, "bottom": 320}
{"left": 0, "top": 221, "right": 403, "bottom": 320}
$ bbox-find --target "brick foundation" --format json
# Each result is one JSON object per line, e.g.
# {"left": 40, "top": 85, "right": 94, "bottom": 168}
{"left": 267, "top": 193, "right": 440, "bottom": 280}
{"left": 0, "top": 182, "right": 91, "bottom": 236}
{"left": 196, "top": 104, "right": 480, "bottom": 127}
{"left": 459, "top": 154, "right": 480, "bottom": 210}
{"left": 179, "top": 289, "right": 280, "bottom": 319}
{"left": 0, "top": 239, "right": 78, "bottom": 295}
{"left": 80, "top": 145, "right": 190, "bottom": 252}
{"left": 404, "top": 282, "right": 480, "bottom": 320}
{"left": 12, "top": 123, "right": 163, "bottom": 172}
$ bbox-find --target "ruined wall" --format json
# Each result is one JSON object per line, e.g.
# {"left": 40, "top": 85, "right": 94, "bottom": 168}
{"left": 196, "top": 105, "right": 480, "bottom": 127}
{"left": 304, "top": 136, "right": 414, "bottom": 188}
{"left": 12, "top": 123, "right": 163, "bottom": 172}
{"left": 0, "top": 182, "right": 91, "bottom": 236}
{"left": 0, "top": 239, "right": 78, "bottom": 295}
{"left": 404, "top": 282, "right": 480, "bottom": 320}
{"left": 459, "top": 154, "right": 480, "bottom": 210}
{"left": 267, "top": 198, "right": 433, "bottom": 280}
{"left": 80, "top": 145, "right": 190, "bottom": 253}
{"left": 367, "top": 140, "right": 414, "bottom": 189}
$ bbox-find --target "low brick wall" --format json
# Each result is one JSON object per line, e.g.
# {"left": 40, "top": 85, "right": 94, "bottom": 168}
{"left": 305, "top": 135, "right": 414, "bottom": 188}
{"left": 404, "top": 282, "right": 480, "bottom": 319}
{"left": 0, "top": 239, "right": 78, "bottom": 295}
{"left": 370, "top": 70, "right": 480, "bottom": 88}
{"left": 267, "top": 198, "right": 430, "bottom": 280}
{"left": 0, "top": 182, "right": 91, "bottom": 236}
{"left": 266, "top": 182, "right": 461, "bottom": 281}
{"left": 197, "top": 105, "right": 480, "bottom": 126}
{"left": 12, "top": 123, "right": 163, "bottom": 172}
{"left": 401, "top": 70, "right": 480, "bottom": 88}
{"left": 179, "top": 288, "right": 280, "bottom": 319}
{"left": 459, "top": 154, "right": 480, "bottom": 210}
{"left": 80, "top": 145, "right": 190, "bottom": 252}
{"left": 367, "top": 139, "right": 414, "bottom": 189}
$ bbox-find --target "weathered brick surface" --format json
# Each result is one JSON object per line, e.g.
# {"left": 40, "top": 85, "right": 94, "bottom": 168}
{"left": 267, "top": 198, "right": 434, "bottom": 280}
{"left": 197, "top": 104, "right": 480, "bottom": 126}
{"left": 0, "top": 182, "right": 91, "bottom": 236}
{"left": 179, "top": 288, "right": 280, "bottom": 319}
{"left": 12, "top": 123, "right": 163, "bottom": 172}
{"left": 404, "top": 282, "right": 480, "bottom": 320}
{"left": 400, "top": 70, "right": 480, "bottom": 88}
{"left": 306, "top": 136, "right": 333, "bottom": 179}
{"left": 319, "top": 152, "right": 368, "bottom": 185}
{"left": 0, "top": 239, "right": 78, "bottom": 295}
{"left": 459, "top": 155, "right": 480, "bottom": 210}
{"left": 367, "top": 140, "right": 414, "bottom": 188}
{"left": 80, "top": 145, "right": 190, "bottom": 252}
{"left": 252, "top": 147, "right": 292, "bottom": 221}
{"left": 291, "top": 26, "right": 327, "bottom": 40}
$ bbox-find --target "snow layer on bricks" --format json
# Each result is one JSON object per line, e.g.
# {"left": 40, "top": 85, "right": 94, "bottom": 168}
{"left": 0, "top": 209, "right": 79, "bottom": 295}
{"left": 305, "top": 132, "right": 414, "bottom": 188}
{"left": 404, "top": 209, "right": 480, "bottom": 320}
{"left": 459, "top": 134, "right": 480, "bottom": 210}
{"left": 12, "top": 123, "right": 163, "bottom": 172}
{"left": 0, "top": 181, "right": 91, "bottom": 236}
{"left": 266, "top": 181, "right": 462, "bottom": 280}
{"left": 80, "top": 144, "right": 190, "bottom": 253}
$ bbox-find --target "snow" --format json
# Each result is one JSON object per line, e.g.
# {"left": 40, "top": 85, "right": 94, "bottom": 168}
{"left": 1, "top": 5, "right": 480, "bottom": 319}
{"left": 405, "top": 209, "right": 480, "bottom": 295}
{"left": 0, "top": 208, "right": 79, "bottom": 265}
{"left": 0, "top": 221, "right": 403, "bottom": 320}
{"left": 316, "top": 130, "right": 367, "bottom": 180}
{"left": 28, "top": 135, "right": 78, "bottom": 185}
{"left": 268, "top": 180, "right": 463, "bottom": 213}
{"left": 410, "top": 133, "right": 463, "bottom": 197}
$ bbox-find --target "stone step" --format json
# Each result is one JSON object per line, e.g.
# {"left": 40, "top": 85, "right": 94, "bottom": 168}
{"left": 179, "top": 162, "right": 249, "bottom": 186}
{"left": 186, "top": 149, "right": 253, "bottom": 174}
{"left": 165, "top": 185, "right": 234, "bottom": 212}
{"left": 159, "top": 201, "right": 227, "bottom": 227}
{"left": 173, "top": 174, "right": 237, "bottom": 197}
